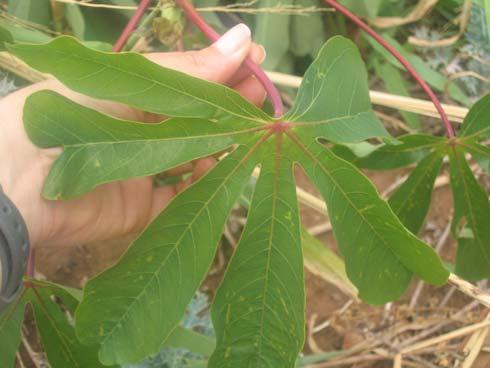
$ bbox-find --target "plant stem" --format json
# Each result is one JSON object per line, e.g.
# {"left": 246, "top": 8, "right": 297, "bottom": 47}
{"left": 113, "top": 0, "right": 152, "bottom": 52}
{"left": 323, "top": 0, "right": 456, "bottom": 138}
{"left": 175, "top": 0, "right": 284, "bottom": 118}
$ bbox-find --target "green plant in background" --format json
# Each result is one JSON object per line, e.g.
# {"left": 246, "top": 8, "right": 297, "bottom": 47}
{"left": 0, "top": 0, "right": 489, "bottom": 367}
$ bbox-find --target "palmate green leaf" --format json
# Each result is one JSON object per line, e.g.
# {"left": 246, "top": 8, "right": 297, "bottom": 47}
{"left": 8, "top": 36, "right": 269, "bottom": 122}
{"left": 449, "top": 148, "right": 490, "bottom": 280}
{"left": 210, "top": 140, "right": 305, "bottom": 368}
{"left": 24, "top": 90, "right": 261, "bottom": 199}
{"left": 19, "top": 34, "right": 451, "bottom": 366}
{"left": 355, "top": 134, "right": 445, "bottom": 170}
{"left": 388, "top": 151, "right": 445, "bottom": 234}
{"left": 289, "top": 134, "right": 448, "bottom": 304}
{"left": 459, "top": 93, "right": 490, "bottom": 139}
{"left": 286, "top": 36, "right": 390, "bottom": 143}
{"left": 76, "top": 140, "right": 263, "bottom": 365}
{"left": 28, "top": 283, "right": 107, "bottom": 368}
{"left": 0, "top": 289, "right": 30, "bottom": 368}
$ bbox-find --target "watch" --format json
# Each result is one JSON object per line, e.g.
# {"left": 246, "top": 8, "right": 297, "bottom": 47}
{"left": 0, "top": 187, "right": 29, "bottom": 313}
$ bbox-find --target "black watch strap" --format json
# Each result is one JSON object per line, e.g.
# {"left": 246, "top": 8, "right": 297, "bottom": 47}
{"left": 0, "top": 187, "right": 29, "bottom": 313}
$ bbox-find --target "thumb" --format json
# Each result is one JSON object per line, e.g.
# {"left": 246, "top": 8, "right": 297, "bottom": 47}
{"left": 146, "top": 24, "right": 253, "bottom": 84}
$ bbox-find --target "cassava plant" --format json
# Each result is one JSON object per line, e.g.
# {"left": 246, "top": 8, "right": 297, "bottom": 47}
{"left": 0, "top": 1, "right": 489, "bottom": 367}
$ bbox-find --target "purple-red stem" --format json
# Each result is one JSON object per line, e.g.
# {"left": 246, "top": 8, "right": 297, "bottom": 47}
{"left": 323, "top": 0, "right": 455, "bottom": 138}
{"left": 176, "top": 0, "right": 284, "bottom": 118}
{"left": 112, "top": 0, "right": 152, "bottom": 52}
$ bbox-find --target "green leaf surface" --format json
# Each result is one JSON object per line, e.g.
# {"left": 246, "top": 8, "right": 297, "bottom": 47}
{"left": 466, "top": 142, "right": 490, "bottom": 173}
{"left": 210, "top": 140, "right": 305, "bottom": 367}
{"left": 291, "top": 134, "right": 448, "bottom": 304}
{"left": 388, "top": 151, "right": 444, "bottom": 234}
{"left": 65, "top": 4, "right": 86, "bottom": 39}
{"left": 19, "top": 34, "right": 453, "bottom": 365}
{"left": 8, "top": 36, "right": 269, "bottom": 121}
{"left": 254, "top": 0, "right": 294, "bottom": 70}
{"left": 0, "top": 19, "right": 52, "bottom": 44}
{"left": 76, "top": 142, "right": 263, "bottom": 365}
{"left": 356, "top": 134, "right": 444, "bottom": 170}
{"left": 29, "top": 284, "right": 107, "bottom": 368}
{"left": 301, "top": 229, "right": 357, "bottom": 298}
{"left": 338, "top": 0, "right": 383, "bottom": 18}
{"left": 459, "top": 94, "right": 490, "bottom": 139}
{"left": 0, "top": 289, "right": 30, "bottom": 368}
{"left": 163, "top": 327, "right": 215, "bottom": 357}
{"left": 0, "top": 25, "right": 13, "bottom": 50}
{"left": 290, "top": 0, "right": 325, "bottom": 58}
{"left": 449, "top": 148, "right": 490, "bottom": 280}
{"left": 485, "top": 0, "right": 490, "bottom": 41}
{"left": 8, "top": 0, "right": 52, "bottom": 27}
{"left": 24, "top": 90, "right": 260, "bottom": 199}
{"left": 368, "top": 34, "right": 471, "bottom": 106}
{"left": 376, "top": 62, "right": 420, "bottom": 130}
{"left": 286, "top": 36, "right": 390, "bottom": 143}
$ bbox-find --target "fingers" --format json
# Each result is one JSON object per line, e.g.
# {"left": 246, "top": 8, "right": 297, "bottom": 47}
{"left": 145, "top": 24, "right": 253, "bottom": 84}
{"left": 227, "top": 44, "right": 266, "bottom": 86}
{"left": 234, "top": 76, "right": 267, "bottom": 107}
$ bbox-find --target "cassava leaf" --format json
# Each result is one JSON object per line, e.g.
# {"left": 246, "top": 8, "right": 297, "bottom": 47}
{"left": 388, "top": 150, "right": 445, "bottom": 234}
{"left": 459, "top": 93, "right": 490, "bottom": 139}
{"left": 18, "top": 34, "right": 452, "bottom": 366}
{"left": 290, "top": 0, "right": 325, "bottom": 58}
{"left": 24, "top": 90, "right": 261, "bottom": 199}
{"left": 376, "top": 62, "right": 421, "bottom": 130}
{"left": 29, "top": 283, "right": 107, "bottom": 368}
{"left": 163, "top": 327, "right": 215, "bottom": 357}
{"left": 8, "top": 0, "right": 52, "bottom": 27}
{"left": 76, "top": 141, "right": 263, "bottom": 365}
{"left": 367, "top": 34, "right": 471, "bottom": 106}
{"left": 356, "top": 134, "right": 445, "bottom": 170}
{"left": 0, "top": 19, "right": 52, "bottom": 44}
{"left": 286, "top": 36, "right": 390, "bottom": 143}
{"left": 8, "top": 36, "right": 269, "bottom": 121}
{"left": 338, "top": 0, "right": 383, "bottom": 18}
{"left": 290, "top": 134, "right": 448, "bottom": 304}
{"left": 0, "top": 25, "right": 13, "bottom": 50}
{"left": 0, "top": 289, "right": 30, "bottom": 368}
{"left": 449, "top": 148, "right": 490, "bottom": 280}
{"left": 465, "top": 142, "right": 490, "bottom": 173}
{"left": 65, "top": 4, "right": 86, "bottom": 39}
{"left": 254, "top": 0, "right": 294, "bottom": 70}
{"left": 210, "top": 140, "right": 305, "bottom": 367}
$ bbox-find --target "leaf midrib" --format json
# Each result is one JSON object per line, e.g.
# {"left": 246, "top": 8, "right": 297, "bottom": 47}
{"left": 96, "top": 132, "right": 269, "bottom": 350}
{"left": 45, "top": 46, "right": 269, "bottom": 123}
{"left": 287, "top": 130, "right": 415, "bottom": 275}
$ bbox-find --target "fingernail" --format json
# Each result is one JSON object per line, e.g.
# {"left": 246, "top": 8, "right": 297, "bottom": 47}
{"left": 214, "top": 23, "right": 251, "bottom": 55}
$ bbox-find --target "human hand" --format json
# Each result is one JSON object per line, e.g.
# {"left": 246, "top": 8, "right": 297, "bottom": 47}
{"left": 0, "top": 24, "right": 266, "bottom": 248}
